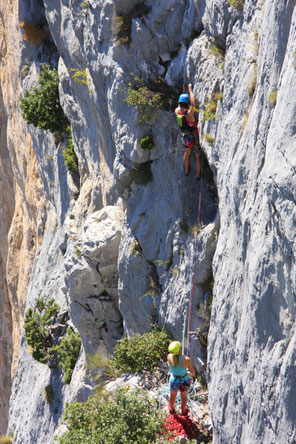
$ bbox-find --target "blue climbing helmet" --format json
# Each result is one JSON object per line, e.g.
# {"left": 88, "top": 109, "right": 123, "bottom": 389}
{"left": 178, "top": 93, "right": 190, "bottom": 104}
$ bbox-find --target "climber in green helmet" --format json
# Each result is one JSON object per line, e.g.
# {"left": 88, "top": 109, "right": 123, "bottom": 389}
{"left": 175, "top": 84, "right": 202, "bottom": 178}
{"left": 167, "top": 340, "right": 195, "bottom": 416}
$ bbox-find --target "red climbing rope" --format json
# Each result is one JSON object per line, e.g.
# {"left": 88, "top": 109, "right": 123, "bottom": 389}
{"left": 186, "top": 154, "right": 203, "bottom": 356}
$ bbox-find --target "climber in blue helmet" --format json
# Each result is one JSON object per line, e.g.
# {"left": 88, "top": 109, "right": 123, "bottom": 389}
{"left": 175, "top": 84, "right": 202, "bottom": 178}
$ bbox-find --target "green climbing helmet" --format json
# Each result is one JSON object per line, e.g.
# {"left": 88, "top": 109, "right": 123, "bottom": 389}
{"left": 168, "top": 341, "right": 181, "bottom": 355}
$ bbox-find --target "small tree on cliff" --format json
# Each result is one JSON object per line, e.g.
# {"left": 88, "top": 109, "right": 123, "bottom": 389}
{"left": 24, "top": 297, "right": 60, "bottom": 363}
{"left": 20, "top": 63, "right": 68, "bottom": 134}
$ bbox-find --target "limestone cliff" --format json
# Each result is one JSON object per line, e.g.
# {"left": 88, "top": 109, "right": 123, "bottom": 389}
{"left": 0, "top": 0, "right": 295, "bottom": 443}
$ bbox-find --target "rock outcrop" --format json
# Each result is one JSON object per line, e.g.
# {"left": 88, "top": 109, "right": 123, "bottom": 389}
{"left": 0, "top": 0, "right": 295, "bottom": 443}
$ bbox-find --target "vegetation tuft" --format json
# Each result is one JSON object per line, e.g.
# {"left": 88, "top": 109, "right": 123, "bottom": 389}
{"left": 59, "top": 387, "right": 166, "bottom": 444}
{"left": 20, "top": 64, "right": 68, "bottom": 135}
{"left": 129, "top": 238, "right": 142, "bottom": 256}
{"left": 63, "top": 126, "right": 78, "bottom": 171}
{"left": 115, "top": 15, "right": 132, "bottom": 45}
{"left": 122, "top": 75, "right": 163, "bottom": 122}
{"left": 204, "top": 134, "right": 215, "bottom": 145}
{"left": 179, "top": 218, "right": 189, "bottom": 234}
{"left": 113, "top": 326, "right": 170, "bottom": 373}
{"left": 141, "top": 273, "right": 162, "bottom": 308}
{"left": 140, "top": 134, "right": 154, "bottom": 150}
{"left": 129, "top": 162, "right": 153, "bottom": 185}
{"left": 268, "top": 89, "right": 277, "bottom": 107}
{"left": 228, "top": 0, "right": 245, "bottom": 11}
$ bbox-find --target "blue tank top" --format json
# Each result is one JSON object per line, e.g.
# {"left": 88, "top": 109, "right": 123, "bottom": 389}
{"left": 169, "top": 355, "right": 187, "bottom": 377}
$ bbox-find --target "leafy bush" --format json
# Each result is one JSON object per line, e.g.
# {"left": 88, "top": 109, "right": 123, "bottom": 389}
{"left": 122, "top": 75, "right": 163, "bottom": 122}
{"left": 63, "top": 126, "right": 78, "bottom": 171}
{"left": 20, "top": 21, "right": 46, "bottom": 46}
{"left": 87, "top": 352, "right": 123, "bottom": 387}
{"left": 44, "top": 384, "right": 54, "bottom": 403}
{"left": 140, "top": 134, "right": 154, "bottom": 150}
{"left": 20, "top": 63, "right": 68, "bottom": 134}
{"left": 24, "top": 297, "right": 60, "bottom": 363}
{"left": 52, "top": 328, "right": 81, "bottom": 384}
{"left": 129, "top": 162, "right": 152, "bottom": 185}
{"left": 113, "top": 327, "right": 170, "bottom": 373}
{"left": 59, "top": 388, "right": 166, "bottom": 444}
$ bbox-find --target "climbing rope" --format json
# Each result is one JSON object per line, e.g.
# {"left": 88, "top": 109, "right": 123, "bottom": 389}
{"left": 186, "top": 153, "right": 204, "bottom": 356}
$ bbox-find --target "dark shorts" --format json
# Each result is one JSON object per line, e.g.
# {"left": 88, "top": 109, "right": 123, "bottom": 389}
{"left": 181, "top": 133, "right": 201, "bottom": 154}
{"left": 169, "top": 375, "right": 191, "bottom": 392}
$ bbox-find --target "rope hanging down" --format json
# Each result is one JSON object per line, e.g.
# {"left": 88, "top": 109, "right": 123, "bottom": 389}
{"left": 186, "top": 153, "right": 204, "bottom": 356}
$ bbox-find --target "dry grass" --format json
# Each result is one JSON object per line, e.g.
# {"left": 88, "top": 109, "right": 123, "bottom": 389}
{"left": 204, "top": 134, "right": 215, "bottom": 145}
{"left": 241, "top": 110, "right": 249, "bottom": 131}
{"left": 268, "top": 89, "right": 277, "bottom": 107}
{"left": 228, "top": 0, "right": 245, "bottom": 11}
{"left": 20, "top": 22, "right": 46, "bottom": 46}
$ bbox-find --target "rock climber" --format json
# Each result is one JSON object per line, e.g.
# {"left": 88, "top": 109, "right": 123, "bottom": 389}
{"left": 167, "top": 340, "right": 196, "bottom": 415}
{"left": 175, "top": 84, "right": 202, "bottom": 178}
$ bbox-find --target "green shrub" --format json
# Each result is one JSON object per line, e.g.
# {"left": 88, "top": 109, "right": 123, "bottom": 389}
{"left": 87, "top": 353, "right": 123, "bottom": 387}
{"left": 113, "top": 327, "right": 170, "bottom": 373}
{"left": 209, "top": 44, "right": 224, "bottom": 58}
{"left": 228, "top": 0, "right": 244, "bottom": 10}
{"left": 20, "top": 63, "right": 68, "bottom": 134}
{"left": 140, "top": 134, "right": 154, "bottom": 150}
{"left": 24, "top": 297, "right": 60, "bottom": 363}
{"left": 122, "top": 75, "right": 163, "bottom": 122}
{"left": 59, "top": 387, "right": 166, "bottom": 444}
{"left": 268, "top": 89, "right": 277, "bottom": 107}
{"left": 44, "top": 384, "right": 54, "bottom": 403}
{"left": 115, "top": 15, "right": 132, "bottom": 45}
{"left": 129, "top": 162, "right": 152, "bottom": 185}
{"left": 63, "top": 126, "right": 78, "bottom": 171}
{"left": 52, "top": 328, "right": 81, "bottom": 384}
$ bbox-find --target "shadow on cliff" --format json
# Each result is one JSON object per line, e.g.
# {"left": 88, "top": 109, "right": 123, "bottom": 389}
{"left": 48, "top": 368, "right": 65, "bottom": 425}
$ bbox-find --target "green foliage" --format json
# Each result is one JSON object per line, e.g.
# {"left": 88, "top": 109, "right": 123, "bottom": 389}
{"left": 209, "top": 44, "right": 223, "bottom": 58}
{"left": 52, "top": 328, "right": 81, "bottom": 384}
{"left": 70, "top": 68, "right": 89, "bottom": 87}
{"left": 20, "top": 63, "right": 68, "bottom": 134}
{"left": 113, "top": 327, "right": 170, "bottom": 373}
{"left": 201, "top": 92, "right": 223, "bottom": 122}
{"left": 129, "top": 162, "right": 152, "bottom": 185}
{"left": 115, "top": 15, "right": 132, "bottom": 45}
{"left": 44, "top": 384, "right": 54, "bottom": 403}
{"left": 122, "top": 75, "right": 163, "bottom": 122}
{"left": 74, "top": 246, "right": 82, "bottom": 258}
{"left": 140, "top": 134, "right": 154, "bottom": 150}
{"left": 63, "top": 126, "right": 78, "bottom": 171}
{"left": 24, "top": 297, "right": 60, "bottom": 363}
{"left": 268, "top": 89, "right": 277, "bottom": 107}
{"left": 81, "top": 0, "right": 88, "bottom": 9}
{"left": 204, "top": 134, "right": 214, "bottom": 145}
{"left": 228, "top": 0, "right": 244, "bottom": 10}
{"left": 59, "top": 387, "right": 166, "bottom": 444}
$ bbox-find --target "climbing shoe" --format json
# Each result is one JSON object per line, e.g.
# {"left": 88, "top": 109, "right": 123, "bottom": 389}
{"left": 181, "top": 408, "right": 190, "bottom": 416}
